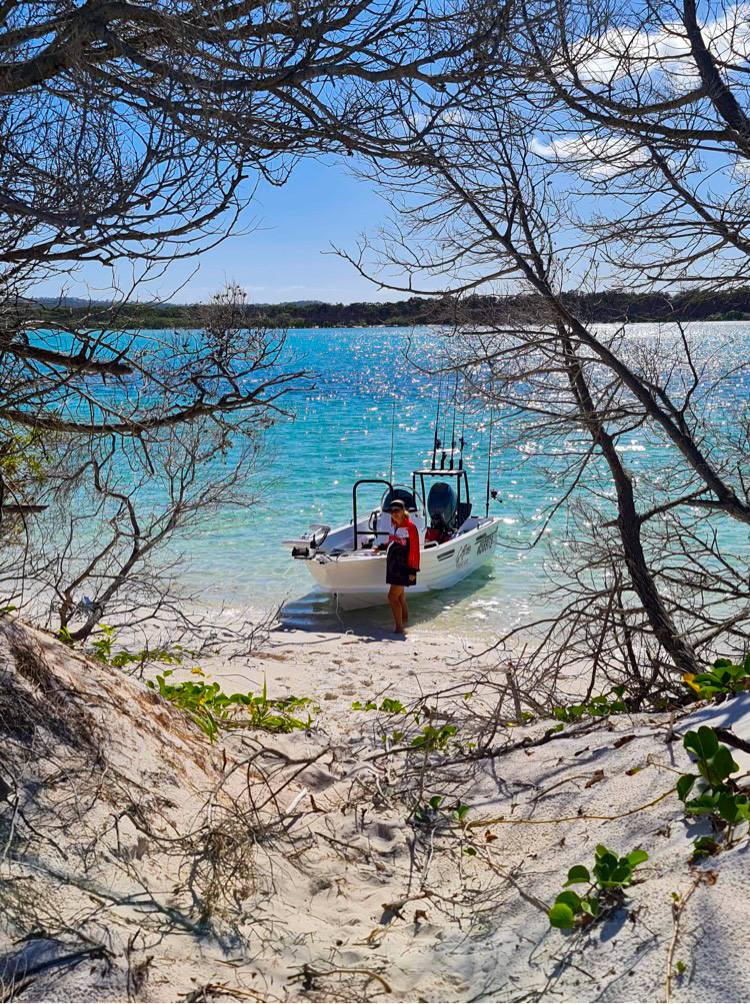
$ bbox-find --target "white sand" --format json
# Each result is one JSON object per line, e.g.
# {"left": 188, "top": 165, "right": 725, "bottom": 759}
{"left": 2, "top": 617, "right": 750, "bottom": 1003}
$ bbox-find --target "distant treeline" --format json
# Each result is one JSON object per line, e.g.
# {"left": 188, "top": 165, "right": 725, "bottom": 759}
{"left": 28, "top": 288, "right": 750, "bottom": 330}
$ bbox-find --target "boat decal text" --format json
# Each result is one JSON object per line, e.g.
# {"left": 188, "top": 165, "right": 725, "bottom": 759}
{"left": 455, "top": 543, "right": 472, "bottom": 569}
{"left": 476, "top": 531, "right": 497, "bottom": 555}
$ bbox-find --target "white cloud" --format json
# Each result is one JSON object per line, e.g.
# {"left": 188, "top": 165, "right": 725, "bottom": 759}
{"left": 529, "top": 135, "right": 650, "bottom": 178}
{"left": 569, "top": 3, "right": 750, "bottom": 95}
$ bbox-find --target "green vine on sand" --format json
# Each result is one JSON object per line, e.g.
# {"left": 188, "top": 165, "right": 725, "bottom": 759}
{"left": 149, "top": 670, "right": 313, "bottom": 741}
{"left": 676, "top": 725, "right": 750, "bottom": 859}
{"left": 548, "top": 845, "right": 649, "bottom": 930}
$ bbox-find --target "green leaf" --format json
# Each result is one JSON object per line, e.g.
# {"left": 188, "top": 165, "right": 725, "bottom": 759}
{"left": 554, "top": 890, "right": 582, "bottom": 913}
{"left": 676, "top": 773, "right": 697, "bottom": 802}
{"left": 429, "top": 795, "right": 443, "bottom": 810}
{"left": 717, "top": 792, "right": 742, "bottom": 823}
{"left": 582, "top": 895, "right": 599, "bottom": 917}
{"left": 684, "top": 727, "right": 719, "bottom": 760}
{"left": 548, "top": 903, "right": 575, "bottom": 929}
{"left": 692, "top": 836, "right": 719, "bottom": 859}
{"left": 596, "top": 851, "right": 618, "bottom": 873}
{"left": 709, "top": 745, "right": 739, "bottom": 783}
{"left": 463, "top": 845, "right": 477, "bottom": 856}
{"left": 610, "top": 864, "right": 633, "bottom": 885}
{"left": 685, "top": 792, "right": 719, "bottom": 815}
{"left": 564, "top": 865, "right": 591, "bottom": 886}
{"left": 626, "top": 849, "right": 649, "bottom": 867}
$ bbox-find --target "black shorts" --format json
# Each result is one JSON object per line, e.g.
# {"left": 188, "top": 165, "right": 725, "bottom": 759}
{"left": 386, "top": 543, "right": 416, "bottom": 586}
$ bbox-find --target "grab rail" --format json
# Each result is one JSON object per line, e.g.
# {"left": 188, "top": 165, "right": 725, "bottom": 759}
{"left": 352, "top": 478, "right": 393, "bottom": 551}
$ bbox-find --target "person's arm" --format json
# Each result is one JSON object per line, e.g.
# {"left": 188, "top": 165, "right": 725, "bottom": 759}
{"left": 406, "top": 521, "right": 420, "bottom": 571}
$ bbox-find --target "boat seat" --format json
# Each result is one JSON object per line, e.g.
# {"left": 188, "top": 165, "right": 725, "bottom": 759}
{"left": 410, "top": 512, "right": 426, "bottom": 544}
{"left": 374, "top": 509, "right": 391, "bottom": 539}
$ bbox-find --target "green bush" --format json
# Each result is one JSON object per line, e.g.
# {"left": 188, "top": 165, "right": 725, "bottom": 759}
{"left": 677, "top": 726, "right": 750, "bottom": 829}
{"left": 548, "top": 845, "right": 648, "bottom": 930}
{"left": 682, "top": 655, "right": 750, "bottom": 701}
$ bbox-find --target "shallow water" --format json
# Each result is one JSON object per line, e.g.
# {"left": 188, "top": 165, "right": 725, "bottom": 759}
{"left": 170, "top": 322, "right": 750, "bottom": 637}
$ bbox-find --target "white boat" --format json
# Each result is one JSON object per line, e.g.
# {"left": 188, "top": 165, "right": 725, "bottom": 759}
{"left": 282, "top": 465, "right": 500, "bottom": 610}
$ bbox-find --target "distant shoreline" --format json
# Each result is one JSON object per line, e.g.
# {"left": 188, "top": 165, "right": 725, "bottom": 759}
{"left": 23, "top": 289, "right": 750, "bottom": 331}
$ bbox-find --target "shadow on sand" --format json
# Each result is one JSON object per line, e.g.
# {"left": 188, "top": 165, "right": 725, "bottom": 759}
{"left": 276, "top": 564, "right": 496, "bottom": 639}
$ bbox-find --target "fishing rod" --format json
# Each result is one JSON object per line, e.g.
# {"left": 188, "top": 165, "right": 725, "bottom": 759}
{"left": 431, "top": 374, "right": 443, "bottom": 470}
{"left": 441, "top": 379, "right": 448, "bottom": 469}
{"left": 449, "top": 370, "right": 458, "bottom": 470}
{"left": 458, "top": 390, "right": 467, "bottom": 470}
{"left": 389, "top": 396, "right": 396, "bottom": 485}
{"left": 485, "top": 403, "right": 494, "bottom": 518}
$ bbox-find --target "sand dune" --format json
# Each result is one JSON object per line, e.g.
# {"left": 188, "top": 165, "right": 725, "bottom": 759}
{"left": 1, "top": 616, "right": 749, "bottom": 1002}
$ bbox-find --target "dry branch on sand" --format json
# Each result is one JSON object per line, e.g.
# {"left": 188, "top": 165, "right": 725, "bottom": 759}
{"left": 1, "top": 619, "right": 750, "bottom": 1002}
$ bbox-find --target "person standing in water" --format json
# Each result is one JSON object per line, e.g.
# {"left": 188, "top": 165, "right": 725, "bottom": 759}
{"left": 384, "top": 499, "right": 420, "bottom": 634}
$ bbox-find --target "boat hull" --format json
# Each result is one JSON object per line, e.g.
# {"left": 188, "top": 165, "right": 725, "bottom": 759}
{"left": 303, "top": 518, "right": 499, "bottom": 610}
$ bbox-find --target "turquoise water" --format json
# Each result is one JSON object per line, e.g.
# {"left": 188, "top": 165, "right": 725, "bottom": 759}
{"left": 173, "top": 323, "right": 750, "bottom": 635}
{"left": 174, "top": 326, "right": 544, "bottom": 633}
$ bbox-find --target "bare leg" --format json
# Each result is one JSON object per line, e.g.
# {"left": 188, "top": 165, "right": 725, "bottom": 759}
{"left": 399, "top": 591, "right": 409, "bottom": 622}
{"left": 388, "top": 585, "right": 404, "bottom": 632}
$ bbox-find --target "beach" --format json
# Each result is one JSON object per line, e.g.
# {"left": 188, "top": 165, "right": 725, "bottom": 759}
{"left": 4, "top": 614, "right": 750, "bottom": 1002}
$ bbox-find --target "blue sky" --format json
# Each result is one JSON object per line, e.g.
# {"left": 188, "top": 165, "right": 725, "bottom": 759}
{"left": 192, "top": 157, "right": 405, "bottom": 304}
{"left": 38, "top": 157, "right": 408, "bottom": 306}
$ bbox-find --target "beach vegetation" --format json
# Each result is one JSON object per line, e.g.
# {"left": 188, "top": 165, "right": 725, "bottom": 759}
{"left": 677, "top": 727, "right": 750, "bottom": 846}
{"left": 414, "top": 795, "right": 473, "bottom": 827}
{"left": 552, "top": 686, "right": 628, "bottom": 723}
{"left": 548, "top": 846, "right": 649, "bottom": 930}
{"left": 58, "top": 621, "right": 199, "bottom": 673}
{"left": 682, "top": 657, "right": 750, "bottom": 702}
{"left": 148, "top": 671, "right": 312, "bottom": 741}
{"left": 352, "top": 694, "right": 466, "bottom": 753}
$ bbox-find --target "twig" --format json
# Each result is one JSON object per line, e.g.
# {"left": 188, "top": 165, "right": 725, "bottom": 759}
{"left": 467, "top": 786, "right": 677, "bottom": 829}
{"left": 665, "top": 875, "right": 702, "bottom": 1002}
{"left": 713, "top": 727, "right": 750, "bottom": 757}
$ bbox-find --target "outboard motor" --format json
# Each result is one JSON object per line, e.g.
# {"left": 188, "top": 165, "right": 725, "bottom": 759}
{"left": 427, "top": 481, "right": 457, "bottom": 534}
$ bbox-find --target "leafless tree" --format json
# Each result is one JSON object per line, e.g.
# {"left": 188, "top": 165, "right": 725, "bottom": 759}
{"left": 337, "top": 12, "right": 750, "bottom": 701}
{"left": 0, "top": 0, "right": 502, "bottom": 639}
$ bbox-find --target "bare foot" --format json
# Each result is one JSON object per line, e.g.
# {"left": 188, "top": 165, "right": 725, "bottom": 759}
{"left": 394, "top": 626, "right": 405, "bottom": 635}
